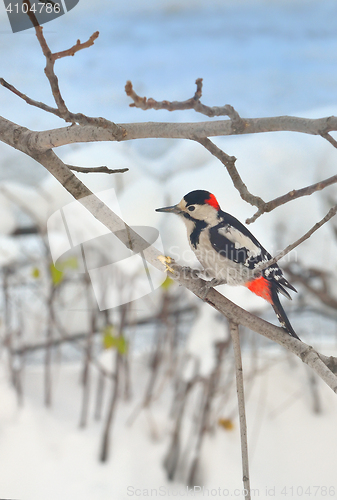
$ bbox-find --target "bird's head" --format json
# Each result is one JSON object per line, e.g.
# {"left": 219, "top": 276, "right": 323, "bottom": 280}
{"left": 156, "top": 190, "right": 221, "bottom": 225}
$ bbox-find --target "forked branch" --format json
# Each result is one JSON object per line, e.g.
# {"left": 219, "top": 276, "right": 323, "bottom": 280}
{"left": 125, "top": 79, "right": 245, "bottom": 131}
{"left": 23, "top": 0, "right": 98, "bottom": 122}
{"left": 246, "top": 175, "right": 337, "bottom": 224}
{"left": 195, "top": 138, "right": 337, "bottom": 224}
{"left": 15, "top": 2, "right": 125, "bottom": 136}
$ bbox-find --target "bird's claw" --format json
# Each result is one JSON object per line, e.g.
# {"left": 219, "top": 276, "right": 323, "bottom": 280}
{"left": 200, "top": 278, "right": 226, "bottom": 300}
{"left": 158, "top": 255, "right": 175, "bottom": 274}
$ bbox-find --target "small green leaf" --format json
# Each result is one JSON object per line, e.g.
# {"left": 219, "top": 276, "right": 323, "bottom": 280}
{"left": 103, "top": 325, "right": 128, "bottom": 354}
{"left": 32, "top": 267, "right": 40, "bottom": 279}
{"left": 103, "top": 325, "right": 116, "bottom": 349}
{"left": 103, "top": 333, "right": 114, "bottom": 349}
{"left": 161, "top": 276, "right": 174, "bottom": 290}
{"left": 115, "top": 336, "right": 128, "bottom": 355}
{"left": 50, "top": 264, "right": 63, "bottom": 286}
{"left": 50, "top": 257, "right": 78, "bottom": 286}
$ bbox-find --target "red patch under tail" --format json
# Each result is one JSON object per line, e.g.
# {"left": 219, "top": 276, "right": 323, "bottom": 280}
{"left": 246, "top": 276, "right": 272, "bottom": 303}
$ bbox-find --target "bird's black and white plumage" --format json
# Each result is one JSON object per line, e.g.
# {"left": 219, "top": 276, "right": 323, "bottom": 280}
{"left": 156, "top": 189, "right": 300, "bottom": 340}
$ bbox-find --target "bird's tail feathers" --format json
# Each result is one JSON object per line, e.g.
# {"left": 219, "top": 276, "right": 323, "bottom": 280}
{"left": 276, "top": 282, "right": 292, "bottom": 300}
{"left": 271, "top": 287, "right": 300, "bottom": 340}
{"left": 276, "top": 275, "right": 297, "bottom": 295}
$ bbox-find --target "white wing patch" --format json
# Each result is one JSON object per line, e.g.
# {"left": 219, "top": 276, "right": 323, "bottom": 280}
{"left": 218, "top": 225, "right": 262, "bottom": 258}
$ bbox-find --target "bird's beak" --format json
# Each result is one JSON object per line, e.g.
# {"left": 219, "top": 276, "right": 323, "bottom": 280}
{"left": 155, "top": 204, "right": 181, "bottom": 215}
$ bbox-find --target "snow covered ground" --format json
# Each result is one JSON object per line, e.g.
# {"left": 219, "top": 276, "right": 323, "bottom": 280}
{"left": 1, "top": 0, "right": 337, "bottom": 498}
{"left": 1, "top": 345, "right": 337, "bottom": 500}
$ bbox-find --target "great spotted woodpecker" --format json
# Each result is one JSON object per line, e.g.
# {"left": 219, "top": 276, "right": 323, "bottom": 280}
{"left": 156, "top": 189, "right": 300, "bottom": 340}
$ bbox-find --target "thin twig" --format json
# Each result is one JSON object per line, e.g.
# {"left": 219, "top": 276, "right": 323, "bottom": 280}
{"left": 254, "top": 204, "right": 337, "bottom": 274}
{"left": 321, "top": 132, "right": 337, "bottom": 149}
{"left": 0, "top": 78, "right": 61, "bottom": 117}
{"left": 229, "top": 321, "right": 251, "bottom": 500}
{"left": 0, "top": 77, "right": 125, "bottom": 137}
{"left": 53, "top": 32, "right": 99, "bottom": 60}
{"left": 66, "top": 164, "right": 129, "bottom": 174}
{"left": 247, "top": 174, "right": 337, "bottom": 224}
{"left": 22, "top": 0, "right": 88, "bottom": 120}
{"left": 195, "top": 137, "right": 265, "bottom": 209}
{"left": 283, "top": 263, "right": 337, "bottom": 310}
{"left": 11, "top": 305, "right": 197, "bottom": 356}
{"left": 100, "top": 304, "right": 129, "bottom": 462}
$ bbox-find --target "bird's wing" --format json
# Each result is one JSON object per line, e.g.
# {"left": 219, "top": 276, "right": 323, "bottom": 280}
{"left": 209, "top": 216, "right": 267, "bottom": 269}
{"left": 210, "top": 213, "right": 296, "bottom": 297}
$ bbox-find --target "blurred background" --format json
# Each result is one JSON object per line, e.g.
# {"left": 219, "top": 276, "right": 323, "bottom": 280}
{"left": 1, "top": 0, "right": 337, "bottom": 499}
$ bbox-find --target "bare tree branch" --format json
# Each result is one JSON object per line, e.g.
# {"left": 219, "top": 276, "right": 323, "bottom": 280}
{"left": 0, "top": 78, "right": 61, "bottom": 118}
{"left": 125, "top": 79, "right": 245, "bottom": 131}
{"left": 11, "top": 305, "right": 196, "bottom": 356}
{"left": 194, "top": 137, "right": 266, "bottom": 210}
{"left": 229, "top": 321, "right": 251, "bottom": 500}
{"left": 53, "top": 32, "right": 99, "bottom": 60}
{"left": 283, "top": 263, "right": 337, "bottom": 311}
{"left": 4, "top": 115, "right": 337, "bottom": 155}
{"left": 6, "top": 6, "right": 124, "bottom": 137}
{"left": 22, "top": 1, "right": 99, "bottom": 122}
{"left": 254, "top": 204, "right": 337, "bottom": 274}
{"left": 247, "top": 174, "right": 337, "bottom": 223}
{"left": 1, "top": 111, "right": 337, "bottom": 228}
{"left": 66, "top": 164, "right": 128, "bottom": 174}
{"left": 321, "top": 132, "right": 337, "bottom": 149}
{"left": 24, "top": 0, "right": 72, "bottom": 121}
{"left": 195, "top": 138, "right": 337, "bottom": 224}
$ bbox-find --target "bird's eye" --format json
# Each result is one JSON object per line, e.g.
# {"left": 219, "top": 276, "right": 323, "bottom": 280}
{"left": 188, "top": 206, "right": 195, "bottom": 212}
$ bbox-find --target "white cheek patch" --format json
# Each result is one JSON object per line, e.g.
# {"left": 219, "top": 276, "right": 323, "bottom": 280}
{"left": 218, "top": 225, "right": 262, "bottom": 258}
{"left": 180, "top": 203, "right": 219, "bottom": 224}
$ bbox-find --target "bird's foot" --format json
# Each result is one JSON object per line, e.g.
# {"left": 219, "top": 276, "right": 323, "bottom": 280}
{"left": 157, "top": 255, "right": 175, "bottom": 274}
{"left": 200, "top": 278, "right": 226, "bottom": 300}
{"left": 179, "top": 266, "right": 202, "bottom": 280}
